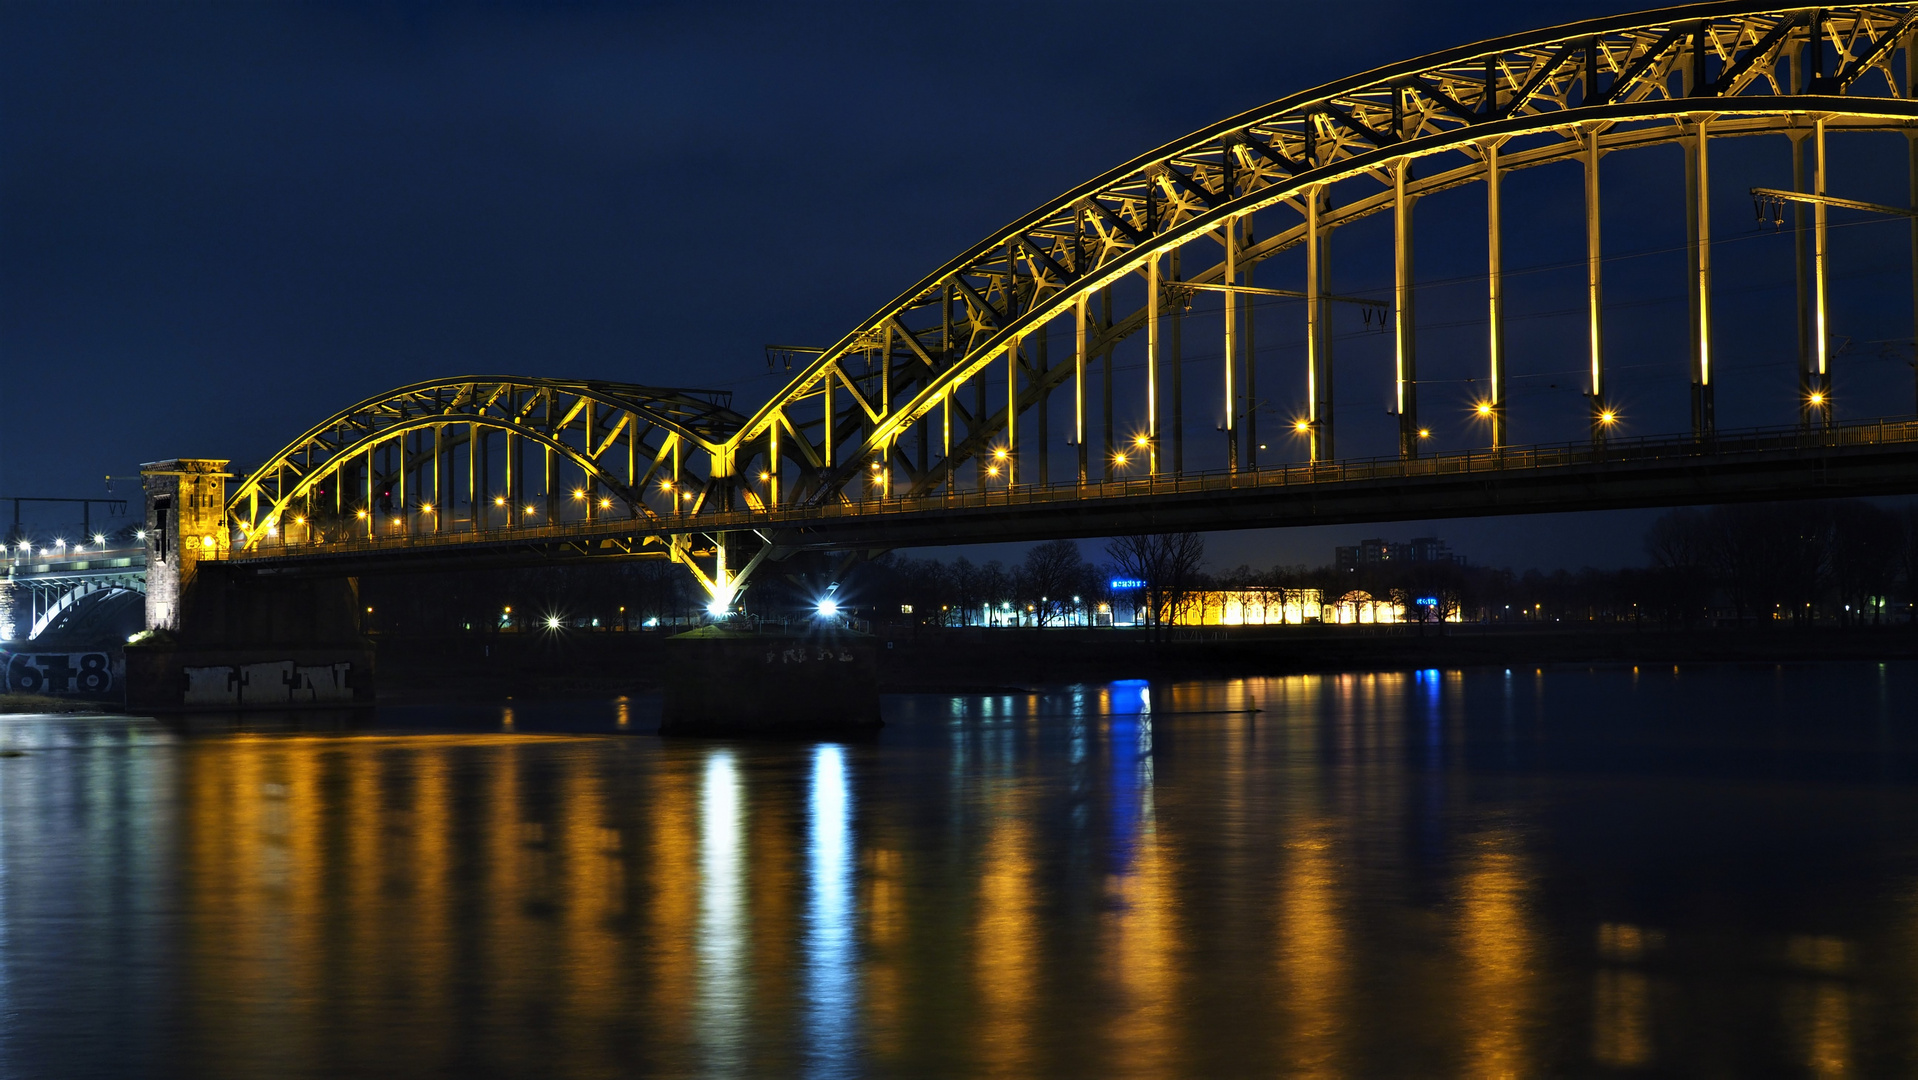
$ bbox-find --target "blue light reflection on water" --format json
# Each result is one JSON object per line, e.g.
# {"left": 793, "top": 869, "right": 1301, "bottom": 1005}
{"left": 803, "top": 744, "right": 855, "bottom": 1078}
{"left": 697, "top": 749, "right": 746, "bottom": 1077}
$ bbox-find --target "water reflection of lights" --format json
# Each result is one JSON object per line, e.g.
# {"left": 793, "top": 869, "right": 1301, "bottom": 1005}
{"left": 1457, "top": 833, "right": 1535, "bottom": 1077}
{"left": 698, "top": 751, "right": 746, "bottom": 1074}
{"left": 805, "top": 745, "right": 856, "bottom": 1071}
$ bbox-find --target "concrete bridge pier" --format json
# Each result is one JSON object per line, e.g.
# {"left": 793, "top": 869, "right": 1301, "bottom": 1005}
{"left": 125, "top": 459, "right": 374, "bottom": 711}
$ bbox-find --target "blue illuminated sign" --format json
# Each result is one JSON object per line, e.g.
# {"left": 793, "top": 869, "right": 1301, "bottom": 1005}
{"left": 1415, "top": 596, "right": 1438, "bottom": 606}
{"left": 1109, "top": 578, "right": 1146, "bottom": 590}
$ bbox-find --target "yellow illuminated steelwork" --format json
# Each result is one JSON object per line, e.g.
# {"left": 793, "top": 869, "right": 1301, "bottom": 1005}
{"left": 223, "top": 6, "right": 1918, "bottom": 613}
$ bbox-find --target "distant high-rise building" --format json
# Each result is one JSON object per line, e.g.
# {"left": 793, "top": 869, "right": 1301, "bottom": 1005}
{"left": 1335, "top": 536, "right": 1465, "bottom": 572}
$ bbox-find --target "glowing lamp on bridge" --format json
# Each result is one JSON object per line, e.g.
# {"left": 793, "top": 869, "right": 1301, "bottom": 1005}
{"left": 571, "top": 489, "right": 586, "bottom": 500}
{"left": 545, "top": 615, "right": 562, "bottom": 630}
{"left": 706, "top": 600, "right": 730, "bottom": 616}
{"left": 815, "top": 597, "right": 839, "bottom": 618}
{"left": 985, "top": 465, "right": 1000, "bottom": 477}
{"left": 92, "top": 534, "right": 106, "bottom": 548}
{"left": 356, "top": 509, "right": 368, "bottom": 519}
{"left": 870, "top": 460, "right": 883, "bottom": 471}
{"left": 992, "top": 446, "right": 1008, "bottom": 460}
{"left": 1418, "top": 429, "right": 1431, "bottom": 439}
{"left": 1112, "top": 452, "right": 1129, "bottom": 467}
{"left": 758, "top": 471, "right": 771, "bottom": 481}
{"left": 1134, "top": 434, "right": 1150, "bottom": 448}
{"left": 1809, "top": 391, "right": 1827, "bottom": 406}
{"left": 599, "top": 497, "right": 611, "bottom": 509}
{"left": 292, "top": 517, "right": 304, "bottom": 527}
{"left": 1293, "top": 419, "right": 1311, "bottom": 433}
{"left": 199, "top": 536, "right": 214, "bottom": 549}
{"left": 1475, "top": 402, "right": 1494, "bottom": 417}
{"left": 493, "top": 496, "right": 506, "bottom": 506}
{"left": 1599, "top": 410, "right": 1618, "bottom": 425}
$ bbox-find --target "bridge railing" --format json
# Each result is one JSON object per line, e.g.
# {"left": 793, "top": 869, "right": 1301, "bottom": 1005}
{"left": 227, "top": 416, "right": 1918, "bottom": 559}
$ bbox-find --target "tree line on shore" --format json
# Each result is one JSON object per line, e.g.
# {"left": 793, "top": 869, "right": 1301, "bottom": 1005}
{"left": 352, "top": 498, "right": 1918, "bottom": 635}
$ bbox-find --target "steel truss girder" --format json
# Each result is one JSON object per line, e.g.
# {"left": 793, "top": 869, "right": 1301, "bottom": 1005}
{"left": 727, "top": 3, "right": 1918, "bottom": 509}
{"left": 227, "top": 378, "right": 746, "bottom": 550}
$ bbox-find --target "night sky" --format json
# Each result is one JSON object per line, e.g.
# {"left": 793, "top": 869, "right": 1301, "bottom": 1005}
{"left": 7, "top": 1, "right": 1914, "bottom": 571}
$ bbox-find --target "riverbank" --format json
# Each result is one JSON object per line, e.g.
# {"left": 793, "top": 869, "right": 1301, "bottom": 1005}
{"left": 370, "top": 624, "right": 1918, "bottom": 700}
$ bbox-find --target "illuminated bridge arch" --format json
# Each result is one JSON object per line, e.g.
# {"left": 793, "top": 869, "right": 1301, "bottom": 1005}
{"left": 227, "top": 378, "right": 746, "bottom": 550}
{"left": 728, "top": 2, "right": 1918, "bottom": 511}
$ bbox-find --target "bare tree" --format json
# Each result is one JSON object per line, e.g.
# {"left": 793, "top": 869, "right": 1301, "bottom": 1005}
{"left": 1018, "top": 539, "right": 1086, "bottom": 625}
{"left": 1105, "top": 532, "right": 1205, "bottom": 640}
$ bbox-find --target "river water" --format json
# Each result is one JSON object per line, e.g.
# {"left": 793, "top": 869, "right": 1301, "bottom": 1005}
{"left": 3, "top": 662, "right": 1918, "bottom": 1077}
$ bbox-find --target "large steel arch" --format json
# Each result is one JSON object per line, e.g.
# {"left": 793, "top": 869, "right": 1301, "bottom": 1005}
{"left": 227, "top": 378, "right": 747, "bottom": 550}
{"left": 727, "top": 2, "right": 1918, "bottom": 512}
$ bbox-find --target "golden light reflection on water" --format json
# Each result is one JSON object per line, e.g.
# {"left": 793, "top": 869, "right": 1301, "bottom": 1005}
{"left": 1103, "top": 754, "right": 1181, "bottom": 1078}
{"left": 1276, "top": 823, "right": 1345, "bottom": 1077}
{"left": 648, "top": 750, "right": 699, "bottom": 1056}
{"left": 974, "top": 787, "right": 1036, "bottom": 1075}
{"left": 43, "top": 664, "right": 1918, "bottom": 1076}
{"left": 1785, "top": 935, "right": 1855, "bottom": 1077}
{"left": 1593, "top": 922, "right": 1659, "bottom": 1068}
{"left": 1456, "top": 831, "right": 1536, "bottom": 1079}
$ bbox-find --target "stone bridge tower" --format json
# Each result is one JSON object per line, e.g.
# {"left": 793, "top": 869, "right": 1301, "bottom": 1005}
{"left": 140, "top": 458, "right": 230, "bottom": 632}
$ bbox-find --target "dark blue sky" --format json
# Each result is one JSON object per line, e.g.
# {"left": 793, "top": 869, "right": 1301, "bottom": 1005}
{"left": 6, "top": 1, "right": 1913, "bottom": 570}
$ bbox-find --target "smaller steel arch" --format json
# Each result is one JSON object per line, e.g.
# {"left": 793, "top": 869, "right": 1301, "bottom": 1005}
{"left": 228, "top": 377, "right": 748, "bottom": 549}
{"left": 245, "top": 415, "right": 652, "bottom": 538}
{"left": 28, "top": 583, "right": 144, "bottom": 641}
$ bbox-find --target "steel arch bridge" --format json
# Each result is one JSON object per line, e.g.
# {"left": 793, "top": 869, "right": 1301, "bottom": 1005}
{"left": 219, "top": 2, "right": 1918, "bottom": 607}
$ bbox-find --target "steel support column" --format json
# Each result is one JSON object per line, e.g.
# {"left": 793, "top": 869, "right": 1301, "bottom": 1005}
{"left": 1586, "top": 125, "right": 1607, "bottom": 443}
{"left": 1306, "top": 187, "right": 1328, "bottom": 462}
{"left": 1394, "top": 160, "right": 1419, "bottom": 459}
{"left": 1147, "top": 253, "right": 1159, "bottom": 475}
{"left": 1225, "top": 216, "right": 1239, "bottom": 472}
{"left": 1245, "top": 225, "right": 1258, "bottom": 470}
{"left": 1687, "top": 116, "right": 1716, "bottom": 439}
{"left": 1075, "top": 292, "right": 1088, "bottom": 484}
{"left": 1813, "top": 116, "right": 1832, "bottom": 430}
{"left": 1171, "top": 248, "right": 1183, "bottom": 475}
{"left": 1486, "top": 140, "right": 1507, "bottom": 449}
{"left": 1006, "top": 334, "right": 1018, "bottom": 487}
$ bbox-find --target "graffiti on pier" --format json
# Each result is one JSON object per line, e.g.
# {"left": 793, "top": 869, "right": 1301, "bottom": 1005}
{"left": 3, "top": 651, "right": 118, "bottom": 695}
{"left": 182, "top": 661, "right": 355, "bottom": 706}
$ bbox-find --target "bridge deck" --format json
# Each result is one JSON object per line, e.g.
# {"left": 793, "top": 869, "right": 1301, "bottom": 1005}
{"left": 222, "top": 416, "right": 1918, "bottom": 571}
